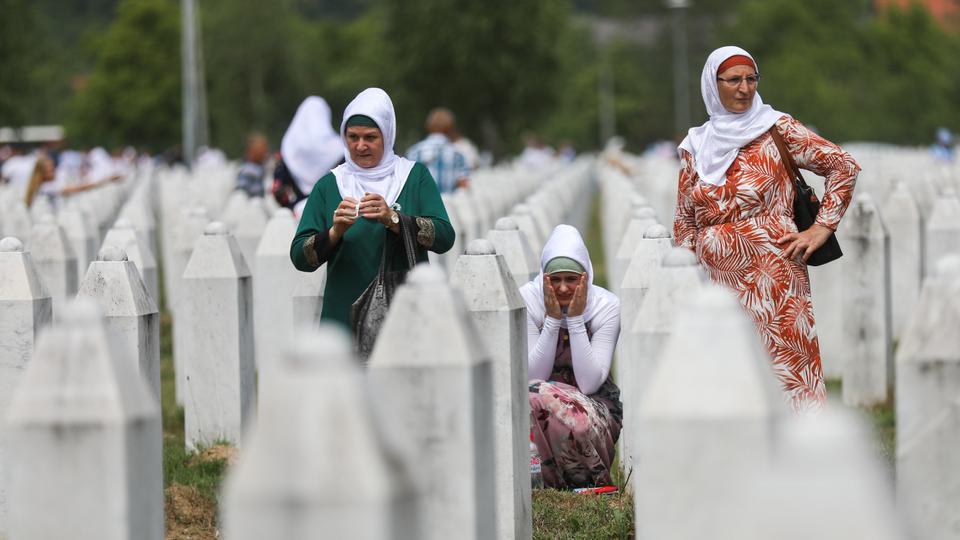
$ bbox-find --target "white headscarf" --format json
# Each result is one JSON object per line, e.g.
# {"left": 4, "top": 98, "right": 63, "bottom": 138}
{"left": 331, "top": 88, "right": 415, "bottom": 206}
{"left": 519, "top": 224, "right": 619, "bottom": 330}
{"left": 281, "top": 96, "right": 343, "bottom": 195}
{"left": 678, "top": 46, "right": 786, "bottom": 186}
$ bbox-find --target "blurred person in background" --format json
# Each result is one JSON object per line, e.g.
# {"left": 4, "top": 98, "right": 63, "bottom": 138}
{"left": 406, "top": 107, "right": 470, "bottom": 193}
{"left": 20, "top": 152, "right": 121, "bottom": 209}
{"left": 520, "top": 224, "right": 622, "bottom": 490}
{"left": 674, "top": 46, "right": 859, "bottom": 413}
{"left": 290, "top": 88, "right": 455, "bottom": 329}
{"left": 931, "top": 127, "right": 955, "bottom": 163}
{"left": 235, "top": 132, "right": 269, "bottom": 197}
{"left": 273, "top": 96, "right": 344, "bottom": 217}
{"left": 450, "top": 127, "right": 480, "bottom": 171}
{"left": 519, "top": 132, "right": 555, "bottom": 170}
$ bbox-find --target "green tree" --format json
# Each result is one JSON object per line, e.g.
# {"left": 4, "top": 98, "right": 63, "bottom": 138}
{"left": 67, "top": 0, "right": 181, "bottom": 151}
{"left": 384, "top": 0, "right": 571, "bottom": 155}
{"left": 0, "top": 0, "right": 54, "bottom": 127}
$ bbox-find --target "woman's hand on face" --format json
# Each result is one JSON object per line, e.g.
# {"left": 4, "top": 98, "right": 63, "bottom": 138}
{"left": 566, "top": 273, "right": 588, "bottom": 317}
{"left": 359, "top": 193, "right": 391, "bottom": 225}
{"left": 543, "top": 275, "right": 563, "bottom": 319}
{"left": 329, "top": 197, "right": 358, "bottom": 243}
{"left": 775, "top": 223, "right": 833, "bottom": 263}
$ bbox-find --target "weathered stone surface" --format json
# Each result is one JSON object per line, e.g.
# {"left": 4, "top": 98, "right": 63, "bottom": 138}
{"left": 486, "top": 217, "right": 539, "bottom": 287}
{"left": 254, "top": 208, "right": 299, "bottom": 370}
{"left": 77, "top": 246, "right": 161, "bottom": 401}
{"left": 510, "top": 204, "right": 546, "bottom": 254}
{"left": 924, "top": 190, "right": 960, "bottom": 278}
{"left": 222, "top": 324, "right": 418, "bottom": 540}
{"left": 0, "top": 236, "right": 52, "bottom": 533}
{"left": 102, "top": 218, "right": 159, "bottom": 306}
{"left": 635, "top": 285, "right": 783, "bottom": 540}
{"left": 5, "top": 299, "right": 163, "bottom": 540}
{"left": 234, "top": 197, "right": 270, "bottom": 277}
{"left": 450, "top": 239, "right": 531, "bottom": 540}
{"left": 171, "top": 206, "right": 209, "bottom": 406}
{"left": 28, "top": 214, "right": 78, "bottom": 321}
{"left": 611, "top": 206, "right": 659, "bottom": 293}
{"left": 840, "top": 194, "right": 893, "bottom": 407}
{"left": 896, "top": 255, "right": 960, "bottom": 540}
{"left": 181, "top": 222, "right": 255, "bottom": 449}
{"left": 368, "top": 265, "right": 496, "bottom": 540}
{"left": 881, "top": 182, "right": 922, "bottom": 339}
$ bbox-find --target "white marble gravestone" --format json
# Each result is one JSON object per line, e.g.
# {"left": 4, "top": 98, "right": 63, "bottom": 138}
{"left": 222, "top": 324, "right": 418, "bottom": 540}
{"left": 5, "top": 299, "right": 163, "bottom": 540}
{"left": 102, "top": 218, "right": 159, "bottom": 305}
{"left": 0, "top": 236, "right": 52, "bottom": 533}
{"left": 28, "top": 214, "right": 78, "bottom": 321}
{"left": 181, "top": 222, "right": 255, "bottom": 449}
{"left": 895, "top": 255, "right": 960, "bottom": 540}
{"left": 450, "top": 239, "right": 531, "bottom": 540}
{"left": 77, "top": 246, "right": 161, "bottom": 401}
{"left": 881, "top": 182, "right": 922, "bottom": 339}
{"left": 486, "top": 217, "right": 539, "bottom": 287}
{"left": 368, "top": 265, "right": 496, "bottom": 540}
{"left": 635, "top": 285, "right": 783, "bottom": 540}
{"left": 840, "top": 194, "right": 893, "bottom": 407}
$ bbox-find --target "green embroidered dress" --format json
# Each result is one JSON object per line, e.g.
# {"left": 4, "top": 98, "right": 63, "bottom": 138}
{"left": 290, "top": 162, "right": 455, "bottom": 328}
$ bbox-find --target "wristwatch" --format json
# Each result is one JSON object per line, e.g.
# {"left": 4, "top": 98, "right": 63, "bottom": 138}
{"left": 385, "top": 210, "right": 400, "bottom": 228}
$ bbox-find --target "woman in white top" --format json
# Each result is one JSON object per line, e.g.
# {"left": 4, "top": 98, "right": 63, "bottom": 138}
{"left": 519, "top": 224, "right": 622, "bottom": 489}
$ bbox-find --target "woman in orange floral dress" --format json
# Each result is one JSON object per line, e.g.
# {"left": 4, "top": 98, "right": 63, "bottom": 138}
{"left": 674, "top": 46, "right": 860, "bottom": 412}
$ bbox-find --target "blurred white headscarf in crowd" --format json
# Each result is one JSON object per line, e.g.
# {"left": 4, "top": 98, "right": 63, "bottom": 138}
{"left": 281, "top": 96, "right": 343, "bottom": 196}
{"left": 678, "top": 46, "right": 785, "bottom": 186}
{"left": 86, "top": 147, "right": 117, "bottom": 183}
{"left": 1, "top": 154, "right": 38, "bottom": 187}
{"left": 519, "top": 224, "right": 619, "bottom": 331}
{"left": 331, "top": 88, "right": 414, "bottom": 206}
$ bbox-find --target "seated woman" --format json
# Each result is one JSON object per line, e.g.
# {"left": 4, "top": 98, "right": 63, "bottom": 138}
{"left": 519, "top": 224, "right": 622, "bottom": 489}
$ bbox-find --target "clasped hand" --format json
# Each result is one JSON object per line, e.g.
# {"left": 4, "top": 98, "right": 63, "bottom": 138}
{"left": 329, "top": 193, "right": 394, "bottom": 243}
{"left": 775, "top": 223, "right": 833, "bottom": 263}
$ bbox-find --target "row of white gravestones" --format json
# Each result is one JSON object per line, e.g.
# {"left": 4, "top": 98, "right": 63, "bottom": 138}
{"left": 633, "top": 284, "right": 906, "bottom": 539}
{"left": 5, "top": 298, "right": 164, "bottom": 540}
{"left": 896, "top": 255, "right": 960, "bottom": 540}
{"left": 28, "top": 214, "right": 78, "bottom": 321}
{"left": 222, "top": 255, "right": 531, "bottom": 539}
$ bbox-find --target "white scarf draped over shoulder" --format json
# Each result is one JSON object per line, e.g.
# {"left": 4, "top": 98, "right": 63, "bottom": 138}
{"left": 519, "top": 224, "right": 619, "bottom": 331}
{"left": 281, "top": 96, "right": 343, "bottom": 196}
{"left": 678, "top": 46, "right": 787, "bottom": 186}
{"left": 331, "top": 88, "right": 415, "bottom": 206}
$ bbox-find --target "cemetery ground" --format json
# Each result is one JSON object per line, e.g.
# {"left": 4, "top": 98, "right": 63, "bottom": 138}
{"left": 153, "top": 195, "right": 897, "bottom": 539}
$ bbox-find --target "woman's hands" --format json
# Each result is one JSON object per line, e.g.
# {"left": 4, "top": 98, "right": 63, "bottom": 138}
{"left": 776, "top": 223, "right": 833, "bottom": 263}
{"left": 359, "top": 193, "right": 399, "bottom": 233}
{"left": 328, "top": 196, "right": 358, "bottom": 244}
{"left": 567, "top": 274, "right": 588, "bottom": 317}
{"left": 543, "top": 275, "right": 563, "bottom": 319}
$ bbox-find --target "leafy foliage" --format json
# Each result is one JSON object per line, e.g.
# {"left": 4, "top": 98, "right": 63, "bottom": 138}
{"left": 66, "top": 0, "right": 181, "bottom": 151}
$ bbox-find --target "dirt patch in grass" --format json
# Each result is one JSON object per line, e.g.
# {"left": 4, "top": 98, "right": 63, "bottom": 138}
{"left": 165, "top": 483, "right": 218, "bottom": 540}
{"left": 192, "top": 444, "right": 239, "bottom": 468}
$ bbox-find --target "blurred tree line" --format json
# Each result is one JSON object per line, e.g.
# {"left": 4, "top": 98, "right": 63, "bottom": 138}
{"left": 1, "top": 0, "right": 957, "bottom": 157}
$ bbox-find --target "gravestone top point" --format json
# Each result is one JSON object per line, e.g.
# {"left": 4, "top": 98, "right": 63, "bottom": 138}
{"left": 494, "top": 217, "right": 519, "bottom": 231}
{"left": 466, "top": 239, "right": 497, "bottom": 256}
{"left": 663, "top": 247, "right": 698, "bottom": 267}
{"left": 0, "top": 237, "right": 24, "bottom": 252}
{"left": 406, "top": 264, "right": 445, "bottom": 285}
{"left": 98, "top": 245, "right": 128, "bottom": 262}
{"left": 643, "top": 224, "right": 670, "bottom": 239}
{"left": 205, "top": 221, "right": 229, "bottom": 236}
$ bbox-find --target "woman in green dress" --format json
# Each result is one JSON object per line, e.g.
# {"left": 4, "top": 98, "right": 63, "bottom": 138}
{"left": 290, "top": 87, "right": 455, "bottom": 329}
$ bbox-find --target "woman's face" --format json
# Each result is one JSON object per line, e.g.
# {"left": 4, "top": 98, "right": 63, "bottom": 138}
{"left": 717, "top": 64, "right": 758, "bottom": 114}
{"left": 548, "top": 271, "right": 583, "bottom": 308}
{"left": 41, "top": 157, "right": 55, "bottom": 182}
{"left": 345, "top": 126, "right": 385, "bottom": 168}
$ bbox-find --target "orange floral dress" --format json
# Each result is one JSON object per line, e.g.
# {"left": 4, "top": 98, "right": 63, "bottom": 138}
{"left": 674, "top": 115, "right": 860, "bottom": 412}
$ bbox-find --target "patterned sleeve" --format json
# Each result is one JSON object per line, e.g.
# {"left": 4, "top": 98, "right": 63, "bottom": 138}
{"left": 673, "top": 150, "right": 698, "bottom": 250}
{"left": 777, "top": 116, "right": 860, "bottom": 231}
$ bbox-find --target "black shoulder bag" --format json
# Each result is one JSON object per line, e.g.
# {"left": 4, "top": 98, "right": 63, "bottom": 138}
{"left": 769, "top": 127, "right": 842, "bottom": 266}
{"left": 350, "top": 214, "right": 418, "bottom": 362}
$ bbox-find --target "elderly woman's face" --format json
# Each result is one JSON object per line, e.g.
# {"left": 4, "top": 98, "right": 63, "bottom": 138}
{"left": 346, "top": 126, "right": 385, "bottom": 168}
{"left": 717, "top": 64, "right": 758, "bottom": 114}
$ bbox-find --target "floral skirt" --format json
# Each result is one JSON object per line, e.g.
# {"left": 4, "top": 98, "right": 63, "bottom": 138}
{"left": 529, "top": 380, "right": 621, "bottom": 489}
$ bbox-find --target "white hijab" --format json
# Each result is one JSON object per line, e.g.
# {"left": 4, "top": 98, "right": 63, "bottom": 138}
{"left": 331, "top": 88, "right": 415, "bottom": 206}
{"left": 519, "top": 224, "right": 619, "bottom": 330}
{"left": 281, "top": 96, "right": 343, "bottom": 195}
{"left": 678, "top": 46, "right": 786, "bottom": 186}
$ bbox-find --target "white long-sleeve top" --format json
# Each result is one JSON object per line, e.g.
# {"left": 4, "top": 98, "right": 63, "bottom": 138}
{"left": 526, "top": 306, "right": 620, "bottom": 396}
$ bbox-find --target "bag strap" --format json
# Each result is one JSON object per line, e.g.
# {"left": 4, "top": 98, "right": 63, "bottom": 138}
{"left": 769, "top": 126, "right": 810, "bottom": 191}
{"left": 396, "top": 213, "right": 418, "bottom": 270}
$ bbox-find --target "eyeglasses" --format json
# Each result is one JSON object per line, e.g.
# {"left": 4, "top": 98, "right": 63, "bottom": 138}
{"left": 716, "top": 74, "right": 761, "bottom": 88}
